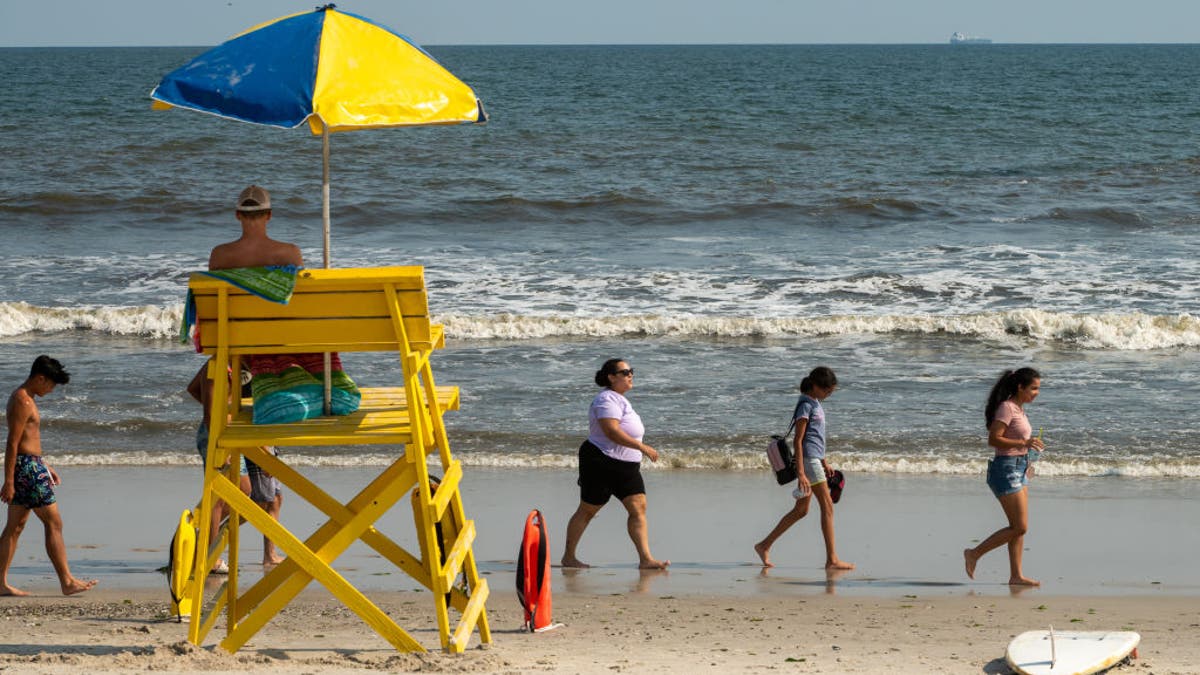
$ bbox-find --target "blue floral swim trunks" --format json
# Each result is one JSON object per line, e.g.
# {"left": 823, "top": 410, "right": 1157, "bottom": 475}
{"left": 13, "top": 454, "right": 56, "bottom": 509}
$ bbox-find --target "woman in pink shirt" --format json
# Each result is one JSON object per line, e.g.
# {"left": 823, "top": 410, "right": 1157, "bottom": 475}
{"left": 964, "top": 367, "right": 1045, "bottom": 587}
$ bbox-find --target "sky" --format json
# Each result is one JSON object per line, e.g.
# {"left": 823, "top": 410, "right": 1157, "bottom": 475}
{"left": 2, "top": 0, "right": 1199, "bottom": 47}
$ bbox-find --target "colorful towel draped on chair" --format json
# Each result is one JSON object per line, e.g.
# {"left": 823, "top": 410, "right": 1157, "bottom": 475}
{"left": 180, "top": 265, "right": 301, "bottom": 347}
{"left": 246, "top": 353, "right": 361, "bottom": 425}
{"left": 179, "top": 266, "right": 361, "bottom": 424}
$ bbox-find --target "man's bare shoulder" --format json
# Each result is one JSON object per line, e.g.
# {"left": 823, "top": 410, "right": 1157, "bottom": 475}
{"left": 6, "top": 388, "right": 33, "bottom": 417}
{"left": 209, "top": 239, "right": 302, "bottom": 269}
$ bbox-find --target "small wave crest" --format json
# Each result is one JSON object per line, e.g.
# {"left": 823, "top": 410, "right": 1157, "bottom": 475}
{"left": 46, "top": 448, "right": 1200, "bottom": 478}
{"left": 0, "top": 301, "right": 182, "bottom": 339}
{"left": 441, "top": 309, "right": 1200, "bottom": 350}
{"left": 4, "top": 302, "right": 1197, "bottom": 350}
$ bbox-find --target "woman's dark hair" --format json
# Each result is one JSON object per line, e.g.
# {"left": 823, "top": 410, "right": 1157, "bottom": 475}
{"left": 594, "top": 358, "right": 626, "bottom": 387}
{"left": 800, "top": 366, "right": 837, "bottom": 394}
{"left": 30, "top": 354, "right": 70, "bottom": 385}
{"left": 984, "top": 367, "right": 1041, "bottom": 428}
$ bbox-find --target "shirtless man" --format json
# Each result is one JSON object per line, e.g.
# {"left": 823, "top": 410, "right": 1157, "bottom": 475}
{"left": 202, "top": 185, "right": 300, "bottom": 567}
{"left": 209, "top": 185, "right": 303, "bottom": 270}
{"left": 0, "top": 356, "right": 97, "bottom": 596}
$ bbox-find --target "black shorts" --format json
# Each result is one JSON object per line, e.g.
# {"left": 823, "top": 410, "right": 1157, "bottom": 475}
{"left": 577, "top": 440, "right": 645, "bottom": 506}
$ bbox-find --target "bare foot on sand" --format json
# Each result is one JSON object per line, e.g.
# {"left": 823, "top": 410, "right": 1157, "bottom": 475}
{"left": 963, "top": 549, "right": 979, "bottom": 579}
{"left": 826, "top": 560, "right": 855, "bottom": 571}
{"left": 639, "top": 558, "right": 670, "bottom": 570}
{"left": 62, "top": 578, "right": 98, "bottom": 596}
{"left": 263, "top": 556, "right": 284, "bottom": 567}
{"left": 1009, "top": 576, "right": 1040, "bottom": 587}
{"left": 0, "top": 585, "right": 29, "bottom": 597}
{"left": 753, "top": 542, "right": 774, "bottom": 568}
{"left": 561, "top": 557, "right": 591, "bottom": 569}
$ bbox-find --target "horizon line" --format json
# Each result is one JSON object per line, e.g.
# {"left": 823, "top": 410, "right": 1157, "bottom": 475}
{"left": 3, "top": 40, "right": 1199, "bottom": 49}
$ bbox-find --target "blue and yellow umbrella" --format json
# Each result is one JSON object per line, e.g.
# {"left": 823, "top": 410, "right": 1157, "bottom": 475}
{"left": 151, "top": 4, "right": 486, "bottom": 265}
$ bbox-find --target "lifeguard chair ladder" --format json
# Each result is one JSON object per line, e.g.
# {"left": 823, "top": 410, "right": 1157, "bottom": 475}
{"left": 186, "top": 266, "right": 490, "bottom": 653}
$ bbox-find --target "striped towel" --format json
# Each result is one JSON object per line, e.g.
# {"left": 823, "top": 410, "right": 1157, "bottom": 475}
{"left": 246, "top": 353, "right": 362, "bottom": 425}
{"left": 180, "top": 265, "right": 301, "bottom": 348}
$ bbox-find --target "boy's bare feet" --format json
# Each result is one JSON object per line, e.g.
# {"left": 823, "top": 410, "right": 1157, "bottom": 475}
{"left": 753, "top": 542, "right": 773, "bottom": 568}
{"left": 825, "top": 560, "right": 855, "bottom": 571}
{"left": 263, "top": 555, "right": 284, "bottom": 567}
{"left": 963, "top": 548, "right": 979, "bottom": 579}
{"left": 560, "top": 557, "right": 591, "bottom": 569}
{"left": 62, "top": 578, "right": 97, "bottom": 596}
{"left": 638, "top": 558, "right": 670, "bottom": 570}
{"left": 0, "top": 584, "right": 29, "bottom": 597}
{"left": 1009, "top": 576, "right": 1040, "bottom": 587}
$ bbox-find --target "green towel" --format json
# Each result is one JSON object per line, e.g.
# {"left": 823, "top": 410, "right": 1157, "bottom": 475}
{"left": 198, "top": 265, "right": 300, "bottom": 304}
{"left": 181, "top": 265, "right": 302, "bottom": 346}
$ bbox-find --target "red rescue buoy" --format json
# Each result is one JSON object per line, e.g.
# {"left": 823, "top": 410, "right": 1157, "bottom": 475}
{"left": 516, "top": 509, "right": 555, "bottom": 632}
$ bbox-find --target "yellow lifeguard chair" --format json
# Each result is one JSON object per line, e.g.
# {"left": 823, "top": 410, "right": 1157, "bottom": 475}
{"left": 184, "top": 266, "right": 490, "bottom": 653}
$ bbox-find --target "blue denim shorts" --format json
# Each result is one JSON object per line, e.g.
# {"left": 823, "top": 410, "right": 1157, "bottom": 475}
{"left": 986, "top": 454, "right": 1028, "bottom": 498}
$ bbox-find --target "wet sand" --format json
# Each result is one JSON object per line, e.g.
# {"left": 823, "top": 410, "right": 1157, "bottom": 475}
{"left": 2, "top": 465, "right": 1197, "bottom": 672}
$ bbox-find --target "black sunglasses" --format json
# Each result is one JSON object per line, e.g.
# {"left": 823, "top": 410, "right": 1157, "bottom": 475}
{"left": 613, "top": 368, "right": 634, "bottom": 377}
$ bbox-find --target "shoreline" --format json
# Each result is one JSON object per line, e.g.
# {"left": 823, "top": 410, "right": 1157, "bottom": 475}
{"left": 5, "top": 466, "right": 1197, "bottom": 598}
{"left": 1, "top": 588, "right": 1198, "bottom": 673}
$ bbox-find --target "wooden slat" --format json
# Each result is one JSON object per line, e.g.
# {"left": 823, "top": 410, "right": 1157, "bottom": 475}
{"left": 188, "top": 266, "right": 427, "bottom": 292}
{"left": 429, "top": 461, "right": 462, "bottom": 522}
{"left": 193, "top": 290, "right": 428, "bottom": 320}
{"left": 438, "top": 520, "right": 476, "bottom": 592}
{"left": 197, "top": 317, "right": 431, "bottom": 350}
{"left": 449, "top": 579, "right": 490, "bottom": 654}
{"left": 217, "top": 386, "right": 459, "bottom": 448}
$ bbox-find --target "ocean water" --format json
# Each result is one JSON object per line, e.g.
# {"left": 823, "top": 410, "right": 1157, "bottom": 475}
{"left": 1, "top": 44, "right": 1199, "bottom": 478}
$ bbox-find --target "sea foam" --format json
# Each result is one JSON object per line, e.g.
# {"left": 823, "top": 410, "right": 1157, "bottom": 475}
{"left": 47, "top": 448, "right": 1200, "bottom": 478}
{"left": 2, "top": 301, "right": 1198, "bottom": 350}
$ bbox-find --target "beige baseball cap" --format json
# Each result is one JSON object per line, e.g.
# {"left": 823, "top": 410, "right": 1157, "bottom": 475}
{"left": 236, "top": 185, "right": 271, "bottom": 212}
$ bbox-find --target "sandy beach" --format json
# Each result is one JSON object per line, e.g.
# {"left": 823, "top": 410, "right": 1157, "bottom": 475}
{"left": 1, "top": 466, "right": 1197, "bottom": 672}
{"left": 1, "top": 588, "right": 1198, "bottom": 674}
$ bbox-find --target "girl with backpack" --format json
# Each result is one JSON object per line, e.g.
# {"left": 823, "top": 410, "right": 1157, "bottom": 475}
{"left": 754, "top": 366, "right": 855, "bottom": 571}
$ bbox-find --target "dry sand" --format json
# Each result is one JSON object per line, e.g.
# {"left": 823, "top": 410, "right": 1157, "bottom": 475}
{"left": 1, "top": 587, "right": 1197, "bottom": 674}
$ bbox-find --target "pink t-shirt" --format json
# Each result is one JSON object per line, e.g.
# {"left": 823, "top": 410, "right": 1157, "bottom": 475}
{"left": 991, "top": 400, "right": 1032, "bottom": 456}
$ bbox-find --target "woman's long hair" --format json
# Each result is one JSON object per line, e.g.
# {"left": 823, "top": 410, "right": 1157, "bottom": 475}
{"left": 984, "top": 367, "right": 1041, "bottom": 427}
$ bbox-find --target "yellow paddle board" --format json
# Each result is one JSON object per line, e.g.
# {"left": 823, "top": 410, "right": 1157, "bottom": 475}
{"left": 168, "top": 509, "right": 196, "bottom": 618}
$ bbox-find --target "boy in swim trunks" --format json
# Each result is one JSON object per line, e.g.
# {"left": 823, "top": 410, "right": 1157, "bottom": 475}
{"left": 0, "top": 355, "right": 98, "bottom": 596}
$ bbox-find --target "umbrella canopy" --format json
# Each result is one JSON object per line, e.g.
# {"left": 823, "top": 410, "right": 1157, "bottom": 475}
{"left": 150, "top": 4, "right": 486, "bottom": 267}
{"left": 151, "top": 4, "right": 486, "bottom": 134}
{"left": 152, "top": 4, "right": 485, "bottom": 415}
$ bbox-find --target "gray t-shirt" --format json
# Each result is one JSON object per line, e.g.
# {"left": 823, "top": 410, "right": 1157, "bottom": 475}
{"left": 795, "top": 394, "right": 826, "bottom": 459}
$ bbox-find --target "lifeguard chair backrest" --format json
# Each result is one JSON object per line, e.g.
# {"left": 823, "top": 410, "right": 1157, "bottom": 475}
{"left": 189, "top": 266, "right": 440, "bottom": 355}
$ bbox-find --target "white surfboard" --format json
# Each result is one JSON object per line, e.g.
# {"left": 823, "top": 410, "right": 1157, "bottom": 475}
{"left": 1006, "top": 629, "right": 1139, "bottom": 675}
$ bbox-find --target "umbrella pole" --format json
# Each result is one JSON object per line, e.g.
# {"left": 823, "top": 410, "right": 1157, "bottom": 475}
{"left": 322, "top": 122, "right": 333, "bottom": 415}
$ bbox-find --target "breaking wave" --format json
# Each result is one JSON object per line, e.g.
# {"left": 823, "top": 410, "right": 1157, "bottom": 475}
{"left": 439, "top": 309, "right": 1200, "bottom": 350}
{"left": 47, "top": 448, "right": 1200, "bottom": 478}
{"left": 3, "top": 301, "right": 1199, "bottom": 351}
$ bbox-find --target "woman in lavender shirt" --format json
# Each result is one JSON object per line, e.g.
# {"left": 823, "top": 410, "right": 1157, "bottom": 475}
{"left": 561, "top": 359, "right": 669, "bottom": 570}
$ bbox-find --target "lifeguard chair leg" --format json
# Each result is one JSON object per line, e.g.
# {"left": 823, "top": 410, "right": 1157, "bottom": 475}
{"left": 211, "top": 469, "right": 425, "bottom": 653}
{"left": 231, "top": 456, "right": 418, "bottom": 618}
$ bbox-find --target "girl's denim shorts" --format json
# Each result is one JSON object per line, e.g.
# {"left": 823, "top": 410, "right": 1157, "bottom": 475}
{"left": 986, "top": 454, "right": 1029, "bottom": 498}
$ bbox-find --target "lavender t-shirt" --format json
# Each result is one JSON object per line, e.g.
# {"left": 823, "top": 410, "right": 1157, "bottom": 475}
{"left": 587, "top": 389, "right": 645, "bottom": 463}
{"left": 991, "top": 400, "right": 1032, "bottom": 457}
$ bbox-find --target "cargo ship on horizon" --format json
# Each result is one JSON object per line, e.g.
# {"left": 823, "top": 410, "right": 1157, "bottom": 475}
{"left": 950, "top": 31, "right": 992, "bottom": 44}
